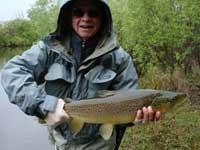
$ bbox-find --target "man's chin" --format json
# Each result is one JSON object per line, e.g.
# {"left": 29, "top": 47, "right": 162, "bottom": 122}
{"left": 79, "top": 34, "right": 94, "bottom": 40}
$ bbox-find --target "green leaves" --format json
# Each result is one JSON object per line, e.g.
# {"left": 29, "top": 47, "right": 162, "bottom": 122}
{"left": 27, "top": 0, "right": 59, "bottom": 37}
{"left": 0, "top": 0, "right": 59, "bottom": 47}
{"left": 0, "top": 19, "right": 39, "bottom": 47}
{"left": 109, "top": 0, "right": 200, "bottom": 74}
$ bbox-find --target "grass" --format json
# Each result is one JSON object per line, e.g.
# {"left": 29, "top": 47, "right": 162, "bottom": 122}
{"left": 120, "top": 104, "right": 200, "bottom": 150}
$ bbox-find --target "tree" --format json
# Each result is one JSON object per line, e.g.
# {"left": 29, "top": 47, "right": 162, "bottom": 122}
{"left": 109, "top": 0, "right": 200, "bottom": 74}
{"left": 27, "top": 0, "right": 59, "bottom": 37}
{"left": 0, "top": 19, "right": 39, "bottom": 47}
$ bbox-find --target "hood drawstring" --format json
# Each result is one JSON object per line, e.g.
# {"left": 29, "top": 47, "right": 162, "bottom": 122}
{"left": 81, "top": 41, "right": 86, "bottom": 49}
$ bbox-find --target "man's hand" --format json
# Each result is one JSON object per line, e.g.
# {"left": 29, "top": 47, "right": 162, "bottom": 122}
{"left": 45, "top": 98, "right": 69, "bottom": 128}
{"left": 134, "top": 106, "right": 161, "bottom": 124}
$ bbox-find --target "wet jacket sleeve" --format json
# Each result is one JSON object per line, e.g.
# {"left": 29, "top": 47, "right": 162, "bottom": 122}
{"left": 1, "top": 41, "right": 58, "bottom": 119}
{"left": 111, "top": 48, "right": 138, "bottom": 91}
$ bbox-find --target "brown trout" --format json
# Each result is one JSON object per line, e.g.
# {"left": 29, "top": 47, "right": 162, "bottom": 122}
{"left": 63, "top": 89, "right": 186, "bottom": 140}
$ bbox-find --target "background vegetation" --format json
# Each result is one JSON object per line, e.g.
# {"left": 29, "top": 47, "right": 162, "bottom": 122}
{"left": 0, "top": 0, "right": 199, "bottom": 149}
{"left": 0, "top": 0, "right": 58, "bottom": 47}
{"left": 110, "top": 0, "right": 200, "bottom": 75}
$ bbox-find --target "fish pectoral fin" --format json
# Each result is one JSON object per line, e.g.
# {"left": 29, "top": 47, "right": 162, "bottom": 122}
{"left": 68, "top": 118, "right": 84, "bottom": 134}
{"left": 99, "top": 124, "right": 114, "bottom": 140}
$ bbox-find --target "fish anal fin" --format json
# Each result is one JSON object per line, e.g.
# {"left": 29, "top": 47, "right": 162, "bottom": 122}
{"left": 68, "top": 118, "right": 84, "bottom": 134}
{"left": 99, "top": 124, "right": 114, "bottom": 140}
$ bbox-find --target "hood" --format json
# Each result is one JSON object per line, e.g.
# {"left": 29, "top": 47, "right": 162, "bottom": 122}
{"left": 59, "top": 0, "right": 108, "bottom": 7}
{"left": 52, "top": 0, "right": 113, "bottom": 41}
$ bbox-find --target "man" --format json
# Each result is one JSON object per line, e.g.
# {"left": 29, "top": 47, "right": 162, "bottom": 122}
{"left": 1, "top": 0, "right": 160, "bottom": 149}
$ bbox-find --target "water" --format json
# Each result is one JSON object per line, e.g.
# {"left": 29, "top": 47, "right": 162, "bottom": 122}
{"left": 0, "top": 47, "right": 54, "bottom": 150}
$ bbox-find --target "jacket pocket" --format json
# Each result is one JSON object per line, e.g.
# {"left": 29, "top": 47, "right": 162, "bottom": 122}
{"left": 44, "top": 63, "right": 75, "bottom": 97}
{"left": 84, "top": 65, "right": 116, "bottom": 93}
{"left": 45, "top": 63, "right": 75, "bottom": 82}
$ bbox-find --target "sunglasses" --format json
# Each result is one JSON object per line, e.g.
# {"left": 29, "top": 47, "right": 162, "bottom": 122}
{"left": 72, "top": 8, "right": 100, "bottom": 18}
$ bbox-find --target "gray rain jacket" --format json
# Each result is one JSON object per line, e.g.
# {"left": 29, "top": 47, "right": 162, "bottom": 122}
{"left": 1, "top": 0, "right": 138, "bottom": 148}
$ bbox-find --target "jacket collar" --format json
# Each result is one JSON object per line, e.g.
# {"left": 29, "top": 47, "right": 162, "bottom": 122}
{"left": 45, "top": 31, "right": 119, "bottom": 69}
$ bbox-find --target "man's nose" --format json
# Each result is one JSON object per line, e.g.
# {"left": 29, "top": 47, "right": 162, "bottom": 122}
{"left": 81, "top": 12, "right": 90, "bottom": 20}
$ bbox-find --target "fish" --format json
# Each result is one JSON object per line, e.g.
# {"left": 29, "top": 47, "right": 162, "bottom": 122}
{"left": 63, "top": 89, "right": 187, "bottom": 140}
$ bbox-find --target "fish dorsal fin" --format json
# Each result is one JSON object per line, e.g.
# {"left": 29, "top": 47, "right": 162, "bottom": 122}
{"left": 96, "top": 90, "right": 115, "bottom": 98}
{"left": 99, "top": 124, "right": 114, "bottom": 140}
{"left": 68, "top": 118, "right": 84, "bottom": 134}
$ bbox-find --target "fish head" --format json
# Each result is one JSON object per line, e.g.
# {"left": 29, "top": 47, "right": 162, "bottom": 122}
{"left": 151, "top": 91, "right": 187, "bottom": 113}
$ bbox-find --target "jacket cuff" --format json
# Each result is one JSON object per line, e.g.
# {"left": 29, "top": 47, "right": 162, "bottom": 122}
{"left": 36, "top": 95, "right": 58, "bottom": 119}
{"left": 43, "top": 95, "right": 58, "bottom": 112}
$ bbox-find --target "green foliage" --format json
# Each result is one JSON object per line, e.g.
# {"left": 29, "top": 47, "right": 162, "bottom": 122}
{"left": 27, "top": 0, "right": 59, "bottom": 37}
{"left": 120, "top": 110, "right": 200, "bottom": 150}
{"left": 0, "top": 0, "right": 59, "bottom": 47}
{"left": 109, "top": 0, "right": 200, "bottom": 74}
{"left": 0, "top": 19, "right": 39, "bottom": 47}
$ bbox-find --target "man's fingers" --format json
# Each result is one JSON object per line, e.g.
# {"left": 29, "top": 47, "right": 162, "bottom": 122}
{"left": 147, "top": 106, "right": 154, "bottom": 121}
{"left": 155, "top": 111, "right": 161, "bottom": 121}
{"left": 135, "top": 109, "right": 143, "bottom": 122}
{"left": 142, "top": 107, "right": 149, "bottom": 123}
{"left": 134, "top": 106, "right": 161, "bottom": 125}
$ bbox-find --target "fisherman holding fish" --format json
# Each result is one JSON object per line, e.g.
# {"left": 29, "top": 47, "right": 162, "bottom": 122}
{"left": 1, "top": 0, "right": 161, "bottom": 149}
